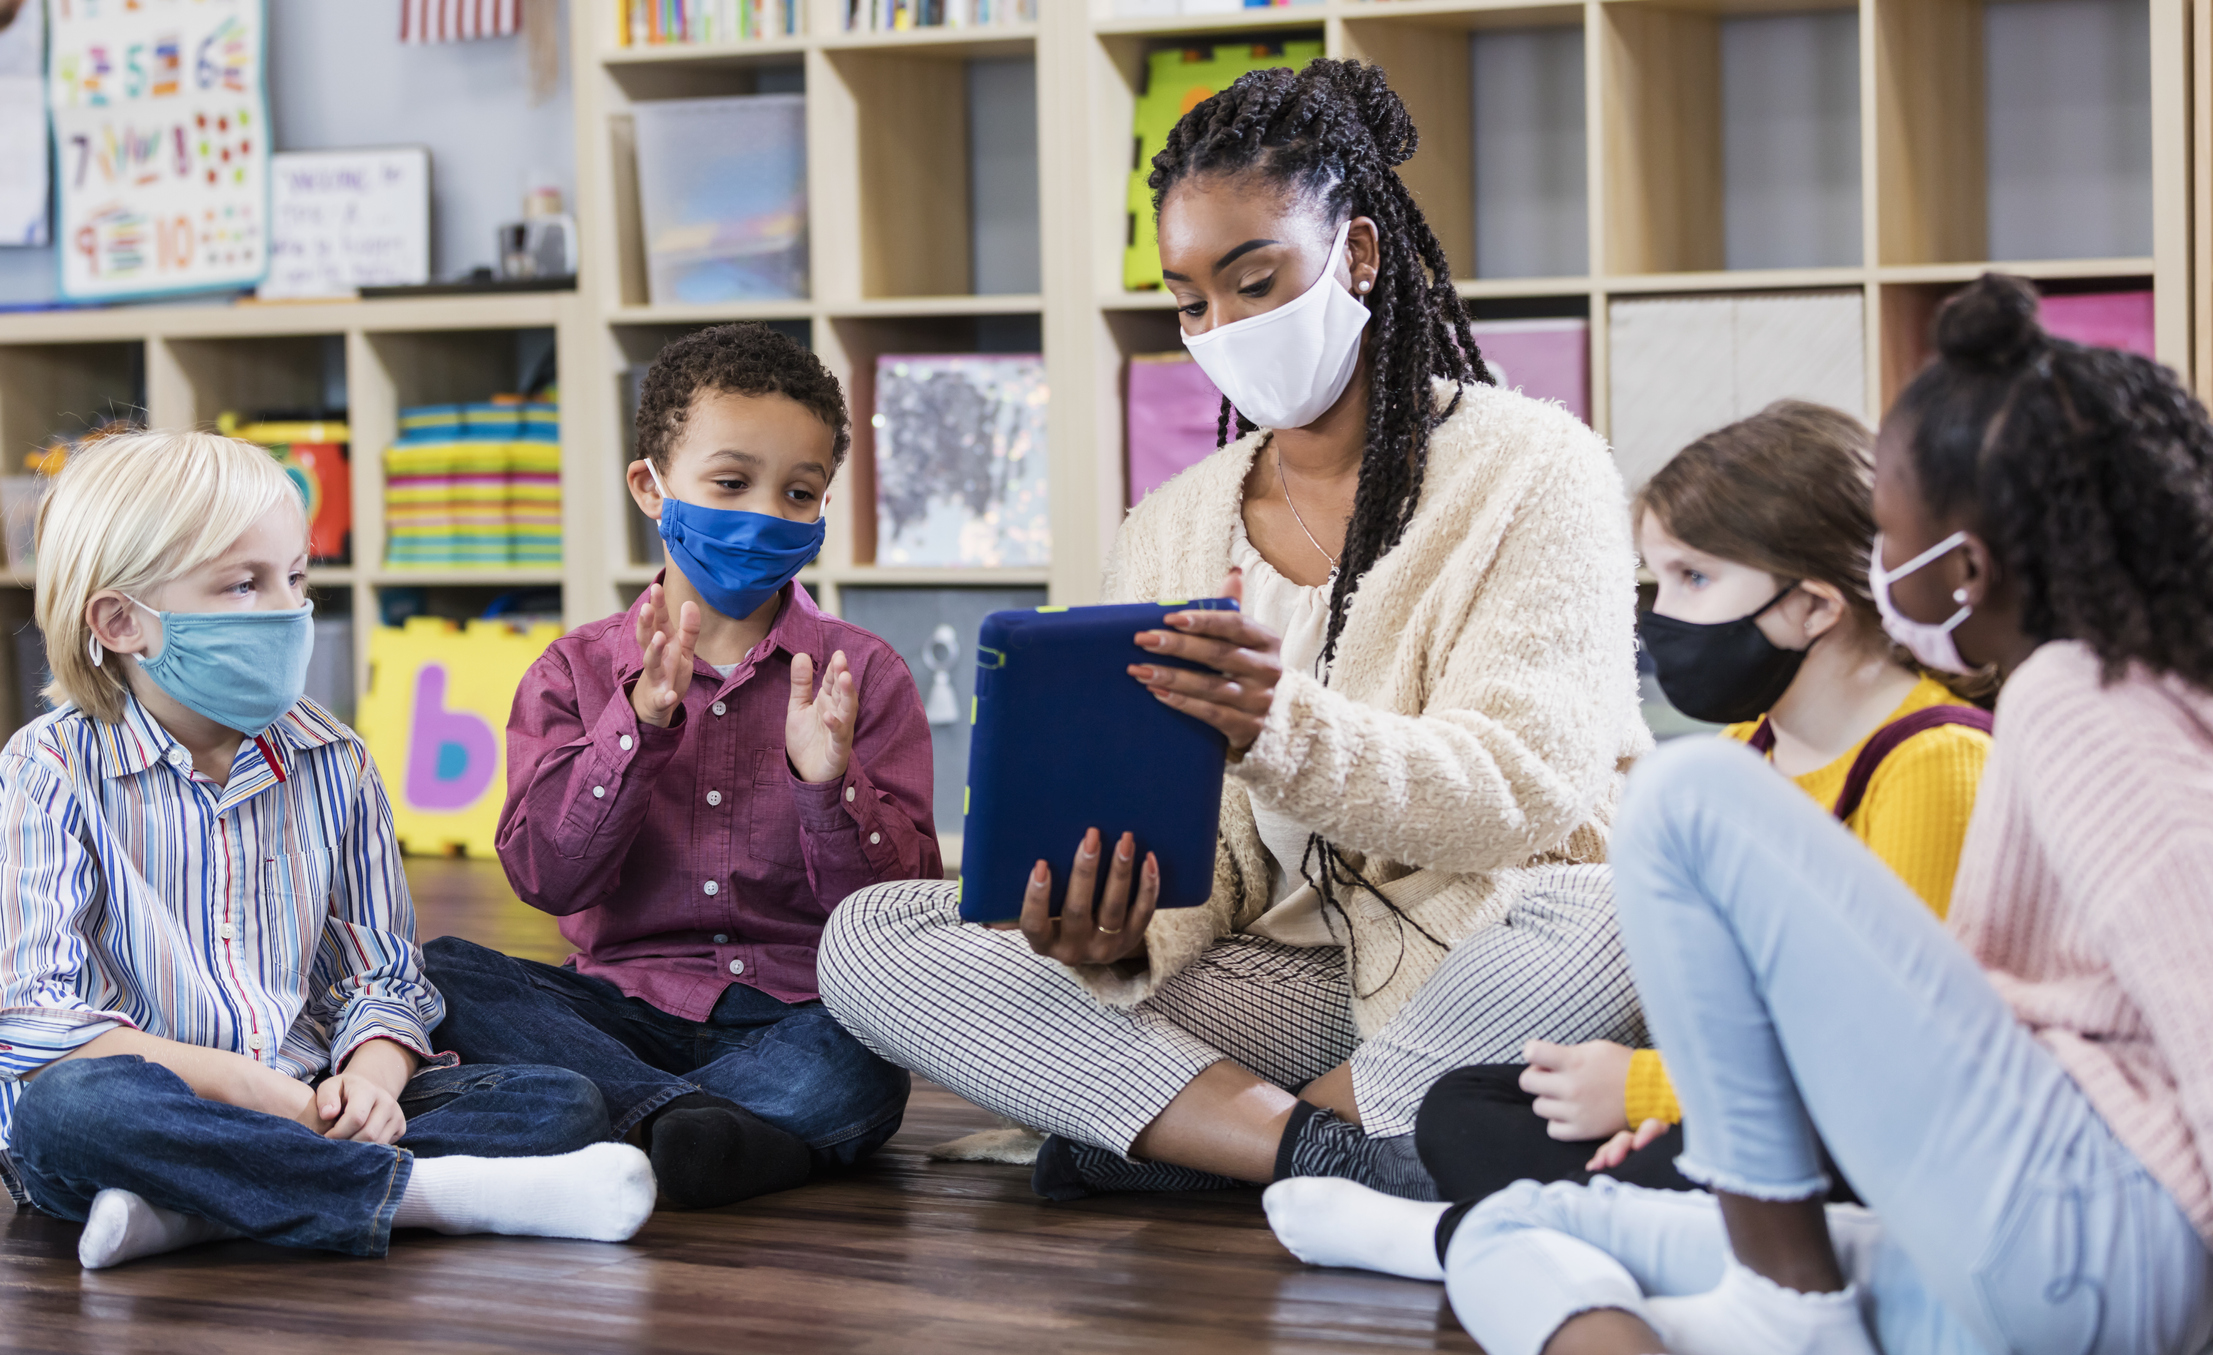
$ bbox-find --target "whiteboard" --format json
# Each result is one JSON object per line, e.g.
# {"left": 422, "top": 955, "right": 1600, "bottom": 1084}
{"left": 47, "top": 0, "right": 272, "bottom": 300}
{"left": 0, "top": 0, "right": 47, "bottom": 247}
{"left": 258, "top": 147, "right": 431, "bottom": 300}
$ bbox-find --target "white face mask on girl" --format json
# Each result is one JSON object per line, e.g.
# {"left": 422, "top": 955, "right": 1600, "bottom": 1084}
{"left": 1869, "top": 531, "right": 1975, "bottom": 674}
{"left": 1180, "top": 219, "right": 1372, "bottom": 432}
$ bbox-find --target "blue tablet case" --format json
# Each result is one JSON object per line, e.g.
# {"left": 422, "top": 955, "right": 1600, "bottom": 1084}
{"left": 957, "top": 599, "right": 1236, "bottom": 924}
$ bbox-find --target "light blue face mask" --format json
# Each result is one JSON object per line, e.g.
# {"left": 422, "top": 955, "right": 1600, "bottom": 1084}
{"left": 647, "top": 461, "right": 825, "bottom": 620}
{"left": 126, "top": 597, "right": 316, "bottom": 737}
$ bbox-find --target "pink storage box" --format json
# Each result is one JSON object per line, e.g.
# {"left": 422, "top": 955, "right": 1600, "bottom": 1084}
{"left": 1122, "top": 318, "right": 1591, "bottom": 506}
{"left": 2038, "top": 290, "right": 2154, "bottom": 360}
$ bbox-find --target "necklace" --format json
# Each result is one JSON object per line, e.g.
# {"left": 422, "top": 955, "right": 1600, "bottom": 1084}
{"left": 1276, "top": 443, "right": 1340, "bottom": 573}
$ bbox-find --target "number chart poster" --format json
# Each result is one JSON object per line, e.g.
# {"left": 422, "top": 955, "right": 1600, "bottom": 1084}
{"left": 46, "top": 0, "right": 270, "bottom": 301}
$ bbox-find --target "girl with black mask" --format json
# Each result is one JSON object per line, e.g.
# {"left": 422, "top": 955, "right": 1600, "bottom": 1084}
{"left": 1264, "top": 400, "right": 1995, "bottom": 1277}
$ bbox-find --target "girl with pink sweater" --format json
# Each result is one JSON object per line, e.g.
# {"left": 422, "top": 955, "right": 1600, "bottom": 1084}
{"left": 1268, "top": 273, "right": 2213, "bottom": 1355}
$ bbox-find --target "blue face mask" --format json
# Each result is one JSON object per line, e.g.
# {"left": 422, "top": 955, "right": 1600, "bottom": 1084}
{"left": 648, "top": 461, "right": 825, "bottom": 620}
{"left": 128, "top": 597, "right": 315, "bottom": 737}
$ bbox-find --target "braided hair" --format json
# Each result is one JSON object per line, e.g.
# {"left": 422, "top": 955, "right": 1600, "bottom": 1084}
{"left": 1895, "top": 274, "right": 2213, "bottom": 690}
{"left": 1149, "top": 58, "right": 1491, "bottom": 670}
{"left": 1151, "top": 60, "right": 1489, "bottom": 995}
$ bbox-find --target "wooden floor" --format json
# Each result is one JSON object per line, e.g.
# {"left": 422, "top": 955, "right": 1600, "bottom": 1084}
{"left": 0, "top": 858, "right": 1478, "bottom": 1354}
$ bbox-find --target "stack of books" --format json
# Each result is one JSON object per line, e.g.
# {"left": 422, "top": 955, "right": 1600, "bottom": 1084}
{"left": 618, "top": 0, "right": 802, "bottom": 45}
{"left": 843, "top": 0, "right": 1035, "bottom": 31}
{"left": 385, "top": 401, "right": 561, "bottom": 570}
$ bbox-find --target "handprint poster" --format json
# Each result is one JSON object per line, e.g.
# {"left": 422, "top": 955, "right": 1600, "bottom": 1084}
{"left": 46, "top": 0, "right": 270, "bottom": 300}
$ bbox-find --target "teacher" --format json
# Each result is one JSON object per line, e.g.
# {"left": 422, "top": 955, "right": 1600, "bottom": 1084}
{"left": 820, "top": 59, "right": 1648, "bottom": 1199}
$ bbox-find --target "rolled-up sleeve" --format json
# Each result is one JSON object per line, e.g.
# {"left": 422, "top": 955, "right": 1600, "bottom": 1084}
{"left": 314, "top": 752, "right": 451, "bottom": 1070}
{"left": 0, "top": 749, "right": 138, "bottom": 1079}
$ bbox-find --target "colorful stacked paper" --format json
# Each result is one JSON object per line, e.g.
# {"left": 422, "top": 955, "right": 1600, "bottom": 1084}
{"left": 385, "top": 401, "right": 561, "bottom": 569}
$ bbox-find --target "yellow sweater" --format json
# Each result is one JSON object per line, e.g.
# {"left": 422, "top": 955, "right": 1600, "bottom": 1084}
{"left": 1623, "top": 676, "right": 1991, "bottom": 1124}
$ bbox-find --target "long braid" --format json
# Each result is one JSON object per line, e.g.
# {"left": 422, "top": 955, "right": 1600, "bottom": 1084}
{"left": 1151, "top": 59, "right": 1491, "bottom": 996}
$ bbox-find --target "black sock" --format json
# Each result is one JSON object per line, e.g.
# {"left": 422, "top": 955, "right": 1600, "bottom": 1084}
{"left": 1274, "top": 1101, "right": 1440, "bottom": 1201}
{"left": 1029, "top": 1134, "right": 1245, "bottom": 1202}
{"left": 644, "top": 1091, "right": 812, "bottom": 1209}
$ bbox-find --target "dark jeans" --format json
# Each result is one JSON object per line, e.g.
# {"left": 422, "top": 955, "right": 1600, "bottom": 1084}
{"left": 1419, "top": 1063, "right": 1860, "bottom": 1256}
{"left": 422, "top": 936, "right": 908, "bottom": 1170}
{"left": 8, "top": 1054, "right": 609, "bottom": 1257}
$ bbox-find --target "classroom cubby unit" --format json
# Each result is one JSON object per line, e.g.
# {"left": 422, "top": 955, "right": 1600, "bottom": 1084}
{"left": 0, "top": 0, "right": 2194, "bottom": 749}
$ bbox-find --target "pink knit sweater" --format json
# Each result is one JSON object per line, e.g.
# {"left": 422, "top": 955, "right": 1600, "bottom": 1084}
{"left": 1948, "top": 641, "right": 2213, "bottom": 1243}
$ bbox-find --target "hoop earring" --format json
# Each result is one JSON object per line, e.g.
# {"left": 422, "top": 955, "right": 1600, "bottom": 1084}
{"left": 87, "top": 636, "right": 103, "bottom": 668}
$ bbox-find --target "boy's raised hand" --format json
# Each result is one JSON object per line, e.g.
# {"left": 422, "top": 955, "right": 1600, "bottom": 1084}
{"left": 786, "top": 649, "right": 857, "bottom": 784}
{"left": 631, "top": 582, "right": 701, "bottom": 728}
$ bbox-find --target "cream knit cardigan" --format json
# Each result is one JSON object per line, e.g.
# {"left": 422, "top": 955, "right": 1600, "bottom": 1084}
{"left": 1087, "top": 378, "right": 1651, "bottom": 1036}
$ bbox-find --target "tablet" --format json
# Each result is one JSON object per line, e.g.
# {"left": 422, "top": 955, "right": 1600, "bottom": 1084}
{"left": 956, "top": 598, "right": 1235, "bottom": 924}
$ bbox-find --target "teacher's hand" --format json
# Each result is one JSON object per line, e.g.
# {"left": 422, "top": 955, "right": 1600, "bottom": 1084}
{"left": 996, "top": 828, "right": 1158, "bottom": 966}
{"left": 1128, "top": 568, "right": 1283, "bottom": 754}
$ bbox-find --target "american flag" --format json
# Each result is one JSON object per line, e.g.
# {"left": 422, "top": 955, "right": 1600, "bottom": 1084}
{"left": 400, "top": 0, "right": 523, "bottom": 42}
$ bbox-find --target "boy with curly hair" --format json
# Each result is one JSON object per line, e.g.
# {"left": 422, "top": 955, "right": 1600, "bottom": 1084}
{"left": 425, "top": 324, "right": 937, "bottom": 1209}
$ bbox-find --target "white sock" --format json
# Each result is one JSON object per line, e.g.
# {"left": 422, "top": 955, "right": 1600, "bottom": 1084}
{"left": 1645, "top": 1258, "right": 1878, "bottom": 1355}
{"left": 390, "top": 1143, "right": 656, "bottom": 1243}
{"left": 1262, "top": 1176, "right": 1451, "bottom": 1281}
{"left": 77, "top": 1189, "right": 240, "bottom": 1271}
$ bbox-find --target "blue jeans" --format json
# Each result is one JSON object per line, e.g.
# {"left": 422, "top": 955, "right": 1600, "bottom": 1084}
{"left": 1449, "top": 740, "right": 2213, "bottom": 1355}
{"left": 422, "top": 936, "right": 908, "bottom": 1169}
{"left": 8, "top": 1054, "right": 609, "bottom": 1257}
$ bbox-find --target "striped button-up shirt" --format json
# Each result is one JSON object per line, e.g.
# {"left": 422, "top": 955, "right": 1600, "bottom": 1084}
{"left": 0, "top": 695, "right": 444, "bottom": 1197}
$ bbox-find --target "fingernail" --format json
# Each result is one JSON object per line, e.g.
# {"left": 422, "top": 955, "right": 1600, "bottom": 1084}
{"left": 1167, "top": 614, "right": 1191, "bottom": 628}
{"left": 1032, "top": 861, "right": 1049, "bottom": 885}
{"left": 1145, "top": 852, "right": 1158, "bottom": 877}
{"left": 1136, "top": 632, "right": 1160, "bottom": 648}
{"left": 1080, "top": 829, "right": 1099, "bottom": 858}
{"left": 1116, "top": 833, "right": 1133, "bottom": 861}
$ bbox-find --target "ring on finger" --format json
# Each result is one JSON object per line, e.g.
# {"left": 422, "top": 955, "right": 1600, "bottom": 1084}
{"left": 1096, "top": 923, "right": 1124, "bottom": 934}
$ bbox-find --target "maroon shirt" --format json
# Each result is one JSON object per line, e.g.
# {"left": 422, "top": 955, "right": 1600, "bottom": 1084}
{"left": 496, "top": 578, "right": 939, "bottom": 1017}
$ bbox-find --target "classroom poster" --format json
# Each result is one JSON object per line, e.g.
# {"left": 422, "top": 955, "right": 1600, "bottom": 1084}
{"left": 45, "top": 0, "right": 271, "bottom": 300}
{"left": 0, "top": 0, "right": 47, "bottom": 246}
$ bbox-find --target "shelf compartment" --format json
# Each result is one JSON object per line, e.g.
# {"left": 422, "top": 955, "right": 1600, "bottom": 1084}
{"left": 1341, "top": 4, "right": 1586, "bottom": 281}
{"left": 1875, "top": 271, "right": 2155, "bottom": 409}
{"left": 0, "top": 340, "right": 146, "bottom": 471}
{"left": 1091, "top": 8, "right": 1327, "bottom": 40}
{"left": 153, "top": 334, "right": 346, "bottom": 432}
{"left": 1600, "top": 1, "right": 1861, "bottom": 276}
{"left": 819, "top": 44, "right": 1040, "bottom": 301}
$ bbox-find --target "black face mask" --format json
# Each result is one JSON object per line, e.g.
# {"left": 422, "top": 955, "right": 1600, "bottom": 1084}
{"left": 1640, "top": 585, "right": 1808, "bottom": 725}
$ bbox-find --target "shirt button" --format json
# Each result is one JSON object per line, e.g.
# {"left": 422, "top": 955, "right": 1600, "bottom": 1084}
{"left": 246, "top": 1033, "right": 265, "bottom": 1051}
{"left": 728, "top": 959, "right": 745, "bottom": 976}
{"left": 869, "top": 832, "right": 882, "bottom": 846}
{"left": 711, "top": 701, "right": 727, "bottom": 716}
{"left": 619, "top": 734, "right": 634, "bottom": 751}
{"left": 218, "top": 923, "right": 236, "bottom": 940}
{"left": 703, "top": 880, "right": 719, "bottom": 896}
{"left": 845, "top": 786, "right": 855, "bottom": 802}
{"left": 714, "top": 933, "right": 729, "bottom": 944}
{"left": 593, "top": 785, "right": 606, "bottom": 799}
{"left": 706, "top": 790, "right": 722, "bottom": 806}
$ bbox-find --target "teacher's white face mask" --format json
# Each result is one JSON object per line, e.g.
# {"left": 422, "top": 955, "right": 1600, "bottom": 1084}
{"left": 1180, "top": 219, "right": 1371, "bottom": 432}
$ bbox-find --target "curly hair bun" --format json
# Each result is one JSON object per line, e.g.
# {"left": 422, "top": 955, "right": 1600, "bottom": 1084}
{"left": 1935, "top": 273, "right": 2046, "bottom": 371}
{"left": 1310, "top": 59, "right": 1418, "bottom": 167}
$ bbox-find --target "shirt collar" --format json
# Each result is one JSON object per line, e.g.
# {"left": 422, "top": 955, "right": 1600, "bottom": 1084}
{"left": 95, "top": 693, "right": 340, "bottom": 782}
{"left": 617, "top": 571, "right": 828, "bottom": 686}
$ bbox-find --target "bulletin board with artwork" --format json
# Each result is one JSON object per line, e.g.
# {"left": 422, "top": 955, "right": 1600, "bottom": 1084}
{"left": 45, "top": 0, "right": 271, "bottom": 301}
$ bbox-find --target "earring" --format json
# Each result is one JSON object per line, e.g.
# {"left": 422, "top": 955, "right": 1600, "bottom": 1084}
{"left": 1356, "top": 279, "right": 1371, "bottom": 293}
{"left": 1952, "top": 588, "right": 1969, "bottom": 603}
{"left": 87, "top": 636, "right": 103, "bottom": 668}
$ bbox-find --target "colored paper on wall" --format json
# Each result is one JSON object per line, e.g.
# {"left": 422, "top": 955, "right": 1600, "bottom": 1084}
{"left": 47, "top": 0, "right": 271, "bottom": 300}
{"left": 0, "top": 0, "right": 48, "bottom": 247}
{"left": 359, "top": 617, "right": 561, "bottom": 856}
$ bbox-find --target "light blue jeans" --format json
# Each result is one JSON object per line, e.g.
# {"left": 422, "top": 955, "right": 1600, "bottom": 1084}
{"left": 1449, "top": 739, "right": 2213, "bottom": 1355}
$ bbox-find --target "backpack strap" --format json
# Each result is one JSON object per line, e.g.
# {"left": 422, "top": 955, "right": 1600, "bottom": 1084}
{"left": 1747, "top": 718, "right": 1777, "bottom": 754}
{"left": 1831, "top": 705, "right": 1993, "bottom": 822}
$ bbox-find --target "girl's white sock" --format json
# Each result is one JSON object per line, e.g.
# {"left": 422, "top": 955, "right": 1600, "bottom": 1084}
{"left": 1645, "top": 1258, "right": 1878, "bottom": 1355}
{"left": 1262, "top": 1176, "right": 1451, "bottom": 1281}
{"left": 391, "top": 1142, "right": 656, "bottom": 1242}
{"left": 77, "top": 1189, "right": 240, "bottom": 1270}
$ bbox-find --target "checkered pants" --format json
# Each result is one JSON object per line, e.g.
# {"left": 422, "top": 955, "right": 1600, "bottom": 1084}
{"left": 818, "top": 864, "right": 1643, "bottom": 1149}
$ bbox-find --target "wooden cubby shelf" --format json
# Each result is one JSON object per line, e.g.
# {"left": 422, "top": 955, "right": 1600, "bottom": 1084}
{"left": 0, "top": 0, "right": 2191, "bottom": 746}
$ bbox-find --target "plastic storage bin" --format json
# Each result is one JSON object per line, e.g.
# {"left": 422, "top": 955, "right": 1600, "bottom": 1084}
{"left": 632, "top": 93, "right": 809, "bottom": 305}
